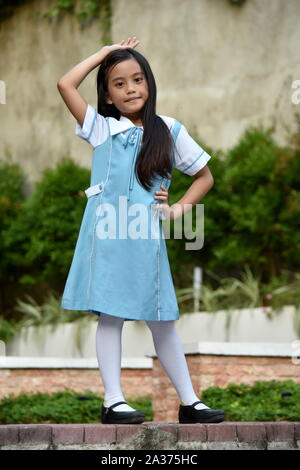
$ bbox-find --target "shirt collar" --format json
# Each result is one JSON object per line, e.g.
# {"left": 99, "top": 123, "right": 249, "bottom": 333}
{"left": 108, "top": 115, "right": 143, "bottom": 136}
{"left": 107, "top": 114, "right": 173, "bottom": 136}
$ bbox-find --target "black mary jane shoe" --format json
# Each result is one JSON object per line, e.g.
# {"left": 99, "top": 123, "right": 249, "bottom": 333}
{"left": 178, "top": 400, "right": 225, "bottom": 424}
{"left": 100, "top": 401, "right": 145, "bottom": 424}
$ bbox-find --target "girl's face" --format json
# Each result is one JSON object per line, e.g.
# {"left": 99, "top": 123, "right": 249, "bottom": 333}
{"left": 105, "top": 58, "right": 149, "bottom": 124}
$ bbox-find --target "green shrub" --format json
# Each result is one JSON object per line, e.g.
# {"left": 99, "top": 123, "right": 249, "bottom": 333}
{"left": 3, "top": 157, "right": 90, "bottom": 287}
{"left": 189, "top": 126, "right": 300, "bottom": 281}
{"left": 202, "top": 380, "right": 300, "bottom": 421}
{"left": 0, "top": 161, "right": 25, "bottom": 279}
{"left": 0, "top": 380, "right": 299, "bottom": 424}
{"left": 0, "top": 390, "right": 152, "bottom": 424}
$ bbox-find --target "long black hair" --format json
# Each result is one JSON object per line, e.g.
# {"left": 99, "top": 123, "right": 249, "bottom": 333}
{"left": 96, "top": 48, "right": 174, "bottom": 192}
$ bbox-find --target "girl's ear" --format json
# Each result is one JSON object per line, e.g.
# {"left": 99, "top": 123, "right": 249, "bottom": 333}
{"left": 105, "top": 92, "right": 113, "bottom": 105}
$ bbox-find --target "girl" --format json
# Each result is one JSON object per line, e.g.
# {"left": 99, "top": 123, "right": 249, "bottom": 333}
{"left": 57, "top": 37, "right": 225, "bottom": 424}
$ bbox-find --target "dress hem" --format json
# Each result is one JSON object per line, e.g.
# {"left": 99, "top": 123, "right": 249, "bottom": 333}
{"left": 61, "top": 300, "right": 180, "bottom": 322}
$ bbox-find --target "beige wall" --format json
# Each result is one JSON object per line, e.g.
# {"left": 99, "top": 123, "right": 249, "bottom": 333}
{"left": 1, "top": 0, "right": 300, "bottom": 189}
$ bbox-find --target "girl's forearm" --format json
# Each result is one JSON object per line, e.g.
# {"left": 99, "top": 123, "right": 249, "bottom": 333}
{"left": 171, "top": 174, "right": 214, "bottom": 219}
{"left": 57, "top": 49, "right": 107, "bottom": 89}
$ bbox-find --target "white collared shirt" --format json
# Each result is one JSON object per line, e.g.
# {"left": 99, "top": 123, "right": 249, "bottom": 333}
{"left": 75, "top": 104, "right": 211, "bottom": 176}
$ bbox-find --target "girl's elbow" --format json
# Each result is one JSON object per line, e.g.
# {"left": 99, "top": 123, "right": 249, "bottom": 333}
{"left": 57, "top": 79, "right": 66, "bottom": 89}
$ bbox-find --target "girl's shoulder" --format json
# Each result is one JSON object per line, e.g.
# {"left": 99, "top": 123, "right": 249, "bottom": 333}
{"left": 162, "top": 115, "right": 212, "bottom": 176}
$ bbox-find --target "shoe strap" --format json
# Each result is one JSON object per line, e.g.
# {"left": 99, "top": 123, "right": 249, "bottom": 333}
{"left": 191, "top": 400, "right": 203, "bottom": 407}
{"left": 109, "top": 401, "right": 128, "bottom": 410}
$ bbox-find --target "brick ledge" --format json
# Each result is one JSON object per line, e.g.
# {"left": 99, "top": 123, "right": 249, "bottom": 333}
{"left": 146, "top": 342, "right": 295, "bottom": 358}
{"left": 0, "top": 422, "right": 299, "bottom": 450}
{"left": 0, "top": 356, "right": 152, "bottom": 369}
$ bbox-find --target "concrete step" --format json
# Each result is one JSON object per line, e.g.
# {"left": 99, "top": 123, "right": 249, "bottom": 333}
{"left": 0, "top": 422, "right": 300, "bottom": 450}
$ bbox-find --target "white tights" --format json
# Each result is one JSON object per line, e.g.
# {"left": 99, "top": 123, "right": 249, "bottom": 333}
{"left": 95, "top": 312, "right": 209, "bottom": 411}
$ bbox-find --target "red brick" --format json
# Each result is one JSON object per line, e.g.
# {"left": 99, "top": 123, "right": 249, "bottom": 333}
{"left": 236, "top": 422, "right": 267, "bottom": 441}
{"left": 265, "top": 423, "right": 295, "bottom": 441}
{"left": 207, "top": 422, "right": 238, "bottom": 441}
{"left": 51, "top": 424, "right": 84, "bottom": 445}
{"left": 116, "top": 424, "right": 143, "bottom": 442}
{"left": 0, "top": 425, "right": 19, "bottom": 445}
{"left": 84, "top": 424, "right": 116, "bottom": 444}
{"left": 0, "top": 369, "right": 152, "bottom": 400}
{"left": 158, "top": 424, "right": 178, "bottom": 438}
{"left": 18, "top": 424, "right": 52, "bottom": 444}
{"left": 143, "top": 421, "right": 166, "bottom": 426}
{"left": 295, "top": 422, "right": 300, "bottom": 440}
{"left": 178, "top": 423, "right": 207, "bottom": 442}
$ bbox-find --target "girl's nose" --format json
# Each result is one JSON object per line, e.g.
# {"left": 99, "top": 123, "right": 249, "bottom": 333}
{"left": 126, "top": 82, "right": 136, "bottom": 93}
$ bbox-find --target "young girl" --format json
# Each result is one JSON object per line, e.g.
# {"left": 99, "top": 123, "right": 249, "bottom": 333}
{"left": 57, "top": 37, "right": 225, "bottom": 425}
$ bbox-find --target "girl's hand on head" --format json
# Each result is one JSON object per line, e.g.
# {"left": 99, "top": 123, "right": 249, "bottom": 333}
{"left": 101, "top": 37, "right": 140, "bottom": 56}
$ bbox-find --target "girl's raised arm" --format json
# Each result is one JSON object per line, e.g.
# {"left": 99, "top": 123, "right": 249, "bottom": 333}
{"left": 57, "top": 38, "right": 140, "bottom": 127}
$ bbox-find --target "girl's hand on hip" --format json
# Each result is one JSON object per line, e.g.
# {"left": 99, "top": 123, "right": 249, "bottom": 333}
{"left": 101, "top": 37, "right": 140, "bottom": 56}
{"left": 153, "top": 185, "right": 174, "bottom": 220}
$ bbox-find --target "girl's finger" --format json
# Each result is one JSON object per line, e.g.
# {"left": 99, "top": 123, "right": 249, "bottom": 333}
{"left": 123, "top": 37, "right": 139, "bottom": 48}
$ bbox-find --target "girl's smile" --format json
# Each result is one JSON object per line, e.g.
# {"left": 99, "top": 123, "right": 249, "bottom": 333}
{"left": 125, "top": 97, "right": 140, "bottom": 102}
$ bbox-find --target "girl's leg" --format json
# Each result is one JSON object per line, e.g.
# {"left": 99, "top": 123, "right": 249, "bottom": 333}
{"left": 95, "top": 312, "right": 136, "bottom": 412}
{"left": 146, "top": 320, "right": 210, "bottom": 409}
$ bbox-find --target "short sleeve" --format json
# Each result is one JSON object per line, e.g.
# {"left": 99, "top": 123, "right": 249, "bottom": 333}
{"left": 75, "top": 104, "right": 109, "bottom": 148}
{"left": 173, "top": 122, "right": 211, "bottom": 175}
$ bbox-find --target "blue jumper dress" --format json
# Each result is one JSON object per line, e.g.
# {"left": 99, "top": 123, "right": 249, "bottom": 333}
{"left": 60, "top": 105, "right": 211, "bottom": 321}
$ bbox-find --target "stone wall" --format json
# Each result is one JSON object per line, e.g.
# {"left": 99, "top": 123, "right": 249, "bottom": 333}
{"left": 0, "top": 0, "right": 299, "bottom": 190}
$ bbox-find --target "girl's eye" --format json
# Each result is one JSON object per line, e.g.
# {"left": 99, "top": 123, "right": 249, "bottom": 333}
{"left": 115, "top": 77, "right": 143, "bottom": 87}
